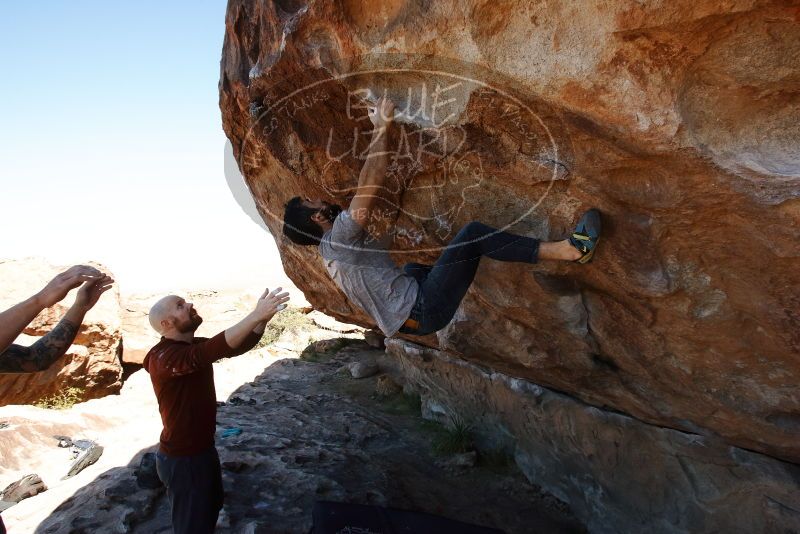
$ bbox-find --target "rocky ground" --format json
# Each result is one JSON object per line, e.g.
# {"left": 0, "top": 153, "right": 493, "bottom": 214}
{"left": 0, "top": 317, "right": 583, "bottom": 534}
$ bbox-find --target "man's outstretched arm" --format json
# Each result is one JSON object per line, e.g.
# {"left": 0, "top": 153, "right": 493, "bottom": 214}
{"left": 0, "top": 265, "right": 102, "bottom": 355}
{"left": 147, "top": 288, "right": 290, "bottom": 379}
{"left": 223, "top": 287, "right": 289, "bottom": 351}
{"left": 348, "top": 95, "right": 395, "bottom": 228}
{"left": 0, "top": 274, "right": 114, "bottom": 374}
{"left": 0, "top": 316, "right": 80, "bottom": 373}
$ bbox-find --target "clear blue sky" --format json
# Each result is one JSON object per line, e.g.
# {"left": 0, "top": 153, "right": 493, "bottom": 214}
{"left": 0, "top": 1, "right": 288, "bottom": 295}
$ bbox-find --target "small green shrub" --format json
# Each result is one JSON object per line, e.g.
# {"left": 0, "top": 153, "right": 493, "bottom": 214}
{"left": 256, "top": 307, "right": 315, "bottom": 348}
{"left": 432, "top": 416, "right": 474, "bottom": 455}
{"left": 299, "top": 348, "right": 321, "bottom": 362}
{"left": 34, "top": 387, "right": 84, "bottom": 410}
{"left": 300, "top": 337, "right": 359, "bottom": 361}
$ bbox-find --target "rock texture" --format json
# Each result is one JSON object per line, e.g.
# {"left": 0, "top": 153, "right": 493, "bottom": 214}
{"left": 219, "top": 1, "right": 800, "bottom": 466}
{"left": 0, "top": 259, "right": 123, "bottom": 405}
{"left": 3, "top": 339, "right": 581, "bottom": 533}
{"left": 382, "top": 338, "right": 800, "bottom": 534}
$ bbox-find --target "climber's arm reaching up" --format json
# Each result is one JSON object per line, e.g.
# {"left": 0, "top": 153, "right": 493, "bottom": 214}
{"left": 348, "top": 96, "right": 395, "bottom": 229}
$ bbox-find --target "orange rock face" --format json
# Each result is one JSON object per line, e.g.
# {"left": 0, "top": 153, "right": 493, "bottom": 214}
{"left": 219, "top": 1, "right": 800, "bottom": 462}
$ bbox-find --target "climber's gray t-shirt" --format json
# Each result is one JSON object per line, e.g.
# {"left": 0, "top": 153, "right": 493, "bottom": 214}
{"left": 319, "top": 212, "right": 419, "bottom": 337}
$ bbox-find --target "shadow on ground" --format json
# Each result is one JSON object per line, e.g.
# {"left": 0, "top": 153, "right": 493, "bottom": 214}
{"left": 34, "top": 338, "right": 584, "bottom": 533}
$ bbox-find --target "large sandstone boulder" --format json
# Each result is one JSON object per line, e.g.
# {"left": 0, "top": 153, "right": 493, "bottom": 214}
{"left": 218, "top": 0, "right": 799, "bottom": 469}
{"left": 381, "top": 338, "right": 800, "bottom": 534}
{"left": 0, "top": 259, "right": 123, "bottom": 405}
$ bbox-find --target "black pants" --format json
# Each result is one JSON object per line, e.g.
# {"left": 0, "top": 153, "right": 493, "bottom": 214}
{"left": 400, "top": 222, "right": 540, "bottom": 336}
{"left": 156, "top": 446, "right": 223, "bottom": 534}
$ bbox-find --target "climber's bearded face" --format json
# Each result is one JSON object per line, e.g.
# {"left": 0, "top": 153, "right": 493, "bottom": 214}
{"left": 304, "top": 199, "right": 343, "bottom": 224}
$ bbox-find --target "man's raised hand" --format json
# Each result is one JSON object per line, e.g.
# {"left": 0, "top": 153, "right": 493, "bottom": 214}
{"left": 255, "top": 287, "right": 290, "bottom": 321}
{"left": 37, "top": 265, "right": 103, "bottom": 307}
{"left": 74, "top": 275, "right": 115, "bottom": 312}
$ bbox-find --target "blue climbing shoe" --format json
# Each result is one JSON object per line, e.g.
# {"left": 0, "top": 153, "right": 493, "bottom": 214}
{"left": 569, "top": 209, "right": 602, "bottom": 264}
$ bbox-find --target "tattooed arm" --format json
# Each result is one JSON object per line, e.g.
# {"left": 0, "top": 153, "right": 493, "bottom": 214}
{"left": 0, "top": 265, "right": 102, "bottom": 355}
{"left": 0, "top": 274, "right": 114, "bottom": 374}
{"left": 0, "top": 315, "right": 81, "bottom": 373}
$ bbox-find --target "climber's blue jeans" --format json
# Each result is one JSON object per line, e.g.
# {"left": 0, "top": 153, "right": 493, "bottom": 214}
{"left": 399, "top": 222, "right": 540, "bottom": 336}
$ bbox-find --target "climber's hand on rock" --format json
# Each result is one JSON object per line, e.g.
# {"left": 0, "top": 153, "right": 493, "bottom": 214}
{"left": 369, "top": 95, "right": 395, "bottom": 128}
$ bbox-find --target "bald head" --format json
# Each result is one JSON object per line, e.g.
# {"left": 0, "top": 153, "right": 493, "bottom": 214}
{"left": 148, "top": 295, "right": 203, "bottom": 338}
{"left": 148, "top": 295, "right": 180, "bottom": 334}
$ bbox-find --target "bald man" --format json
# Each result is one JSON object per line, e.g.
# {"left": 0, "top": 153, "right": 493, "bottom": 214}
{"left": 144, "top": 288, "right": 289, "bottom": 534}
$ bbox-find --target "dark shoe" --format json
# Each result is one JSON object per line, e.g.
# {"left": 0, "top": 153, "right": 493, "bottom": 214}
{"left": 135, "top": 452, "right": 162, "bottom": 489}
{"left": 569, "top": 209, "right": 602, "bottom": 264}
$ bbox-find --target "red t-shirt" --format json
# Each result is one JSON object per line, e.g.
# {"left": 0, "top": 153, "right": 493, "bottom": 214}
{"left": 143, "top": 331, "right": 261, "bottom": 456}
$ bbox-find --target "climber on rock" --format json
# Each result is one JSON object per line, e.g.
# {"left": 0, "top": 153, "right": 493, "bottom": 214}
{"left": 282, "top": 96, "right": 602, "bottom": 337}
{"left": 0, "top": 265, "right": 115, "bottom": 373}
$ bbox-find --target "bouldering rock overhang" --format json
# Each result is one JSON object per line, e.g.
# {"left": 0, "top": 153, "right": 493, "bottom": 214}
{"left": 219, "top": 0, "right": 800, "bottom": 465}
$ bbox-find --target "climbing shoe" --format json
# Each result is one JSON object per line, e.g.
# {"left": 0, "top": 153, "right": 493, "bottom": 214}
{"left": 569, "top": 209, "right": 602, "bottom": 264}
